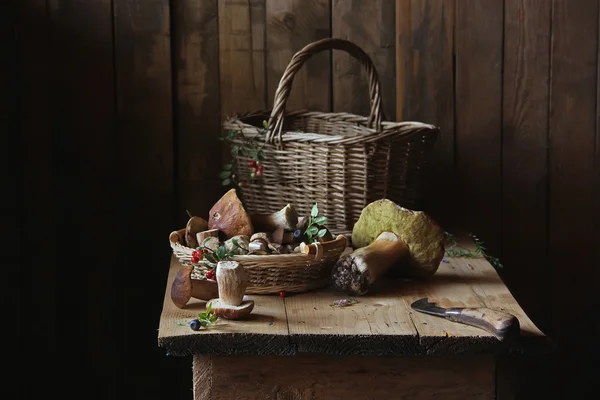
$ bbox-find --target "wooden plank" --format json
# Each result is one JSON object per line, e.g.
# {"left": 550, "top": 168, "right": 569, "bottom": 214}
{"left": 402, "top": 238, "right": 550, "bottom": 356}
{"left": 454, "top": 0, "right": 503, "bottom": 256}
{"left": 284, "top": 287, "right": 420, "bottom": 355}
{"left": 47, "top": 1, "right": 121, "bottom": 397}
{"left": 172, "top": 0, "right": 222, "bottom": 225}
{"left": 193, "top": 355, "right": 211, "bottom": 400}
{"left": 219, "top": 0, "right": 266, "bottom": 116}
{"left": 396, "top": 0, "right": 456, "bottom": 227}
{"left": 158, "top": 256, "right": 292, "bottom": 356}
{"left": 332, "top": 0, "right": 396, "bottom": 120}
{"left": 266, "top": 0, "right": 330, "bottom": 111}
{"left": 16, "top": 0, "right": 57, "bottom": 373}
{"left": 208, "top": 354, "right": 496, "bottom": 400}
{"left": 549, "top": 0, "right": 599, "bottom": 354}
{"left": 113, "top": 1, "right": 177, "bottom": 397}
{"left": 502, "top": 0, "right": 552, "bottom": 333}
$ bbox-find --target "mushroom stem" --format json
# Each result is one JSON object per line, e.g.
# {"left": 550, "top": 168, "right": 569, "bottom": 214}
{"left": 331, "top": 232, "right": 408, "bottom": 296}
{"left": 171, "top": 265, "right": 219, "bottom": 309}
{"left": 190, "top": 278, "right": 219, "bottom": 301}
{"left": 250, "top": 204, "right": 298, "bottom": 231}
{"left": 215, "top": 261, "right": 248, "bottom": 306}
{"left": 271, "top": 227, "right": 296, "bottom": 244}
{"left": 196, "top": 229, "right": 219, "bottom": 246}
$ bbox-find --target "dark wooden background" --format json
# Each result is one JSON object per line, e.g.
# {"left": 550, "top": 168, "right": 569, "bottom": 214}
{"left": 6, "top": 0, "right": 599, "bottom": 398}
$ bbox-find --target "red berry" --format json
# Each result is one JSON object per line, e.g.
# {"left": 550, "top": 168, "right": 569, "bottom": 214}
{"left": 249, "top": 160, "right": 256, "bottom": 167}
{"left": 192, "top": 256, "right": 199, "bottom": 263}
{"left": 240, "top": 181, "right": 247, "bottom": 188}
{"left": 202, "top": 249, "right": 208, "bottom": 254}
{"left": 206, "top": 270, "right": 214, "bottom": 279}
{"left": 256, "top": 169, "right": 262, "bottom": 177}
{"left": 279, "top": 291, "right": 286, "bottom": 298}
{"left": 257, "top": 164, "right": 264, "bottom": 172}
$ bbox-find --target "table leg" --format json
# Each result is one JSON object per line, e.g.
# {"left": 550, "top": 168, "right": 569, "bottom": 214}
{"left": 193, "top": 354, "right": 497, "bottom": 399}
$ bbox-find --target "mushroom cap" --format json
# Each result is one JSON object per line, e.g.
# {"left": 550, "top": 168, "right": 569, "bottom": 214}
{"left": 185, "top": 216, "right": 209, "bottom": 248}
{"left": 171, "top": 265, "right": 194, "bottom": 309}
{"left": 351, "top": 199, "right": 445, "bottom": 278}
{"left": 208, "top": 189, "right": 254, "bottom": 239}
{"left": 206, "top": 297, "right": 255, "bottom": 320}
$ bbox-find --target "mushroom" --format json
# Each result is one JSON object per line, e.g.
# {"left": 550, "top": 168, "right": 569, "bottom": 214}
{"left": 271, "top": 227, "right": 296, "bottom": 245}
{"left": 185, "top": 215, "right": 209, "bottom": 248}
{"left": 224, "top": 235, "right": 250, "bottom": 255}
{"left": 248, "top": 238, "right": 269, "bottom": 254}
{"left": 296, "top": 215, "right": 309, "bottom": 231}
{"left": 250, "top": 204, "right": 298, "bottom": 232}
{"left": 202, "top": 236, "right": 221, "bottom": 253}
{"left": 196, "top": 229, "right": 219, "bottom": 246}
{"left": 208, "top": 188, "right": 254, "bottom": 239}
{"left": 250, "top": 232, "right": 271, "bottom": 243}
{"left": 299, "top": 235, "right": 347, "bottom": 256}
{"left": 351, "top": 199, "right": 445, "bottom": 279}
{"left": 206, "top": 261, "right": 254, "bottom": 319}
{"left": 171, "top": 265, "right": 219, "bottom": 309}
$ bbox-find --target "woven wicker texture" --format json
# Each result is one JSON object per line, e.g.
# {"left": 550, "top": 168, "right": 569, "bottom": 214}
{"left": 170, "top": 229, "right": 347, "bottom": 294}
{"left": 223, "top": 38, "right": 440, "bottom": 236}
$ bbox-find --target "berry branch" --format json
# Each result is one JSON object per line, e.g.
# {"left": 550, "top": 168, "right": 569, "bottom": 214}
{"left": 444, "top": 232, "right": 503, "bottom": 269}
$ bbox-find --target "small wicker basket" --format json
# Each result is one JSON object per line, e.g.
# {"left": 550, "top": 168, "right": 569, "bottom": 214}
{"left": 223, "top": 38, "right": 440, "bottom": 236}
{"left": 169, "top": 229, "right": 348, "bottom": 294}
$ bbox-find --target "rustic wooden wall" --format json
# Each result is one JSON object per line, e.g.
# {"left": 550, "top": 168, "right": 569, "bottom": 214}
{"left": 8, "top": 0, "right": 599, "bottom": 398}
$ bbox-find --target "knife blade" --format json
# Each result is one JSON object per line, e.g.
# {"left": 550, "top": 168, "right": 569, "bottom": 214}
{"left": 410, "top": 298, "right": 520, "bottom": 342}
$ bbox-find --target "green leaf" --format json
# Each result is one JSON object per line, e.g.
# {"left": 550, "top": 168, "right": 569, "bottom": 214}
{"left": 308, "top": 226, "right": 318, "bottom": 235}
{"left": 313, "top": 216, "right": 327, "bottom": 225}
{"left": 231, "top": 146, "right": 240, "bottom": 155}
{"left": 231, "top": 238, "right": 238, "bottom": 247}
{"left": 203, "top": 237, "right": 213, "bottom": 245}
{"left": 223, "top": 163, "right": 233, "bottom": 170}
{"left": 311, "top": 204, "right": 319, "bottom": 217}
{"left": 317, "top": 229, "right": 328, "bottom": 238}
{"left": 220, "top": 170, "right": 232, "bottom": 179}
{"left": 204, "top": 254, "right": 217, "bottom": 264}
{"left": 222, "top": 178, "right": 231, "bottom": 186}
{"left": 262, "top": 120, "right": 269, "bottom": 129}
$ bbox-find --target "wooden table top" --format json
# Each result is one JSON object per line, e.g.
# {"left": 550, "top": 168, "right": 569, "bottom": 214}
{"left": 158, "top": 239, "right": 552, "bottom": 357}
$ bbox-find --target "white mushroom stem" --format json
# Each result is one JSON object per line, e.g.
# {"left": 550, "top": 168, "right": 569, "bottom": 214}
{"left": 331, "top": 232, "right": 408, "bottom": 295}
{"left": 196, "top": 229, "right": 219, "bottom": 245}
{"left": 250, "top": 204, "right": 298, "bottom": 231}
{"left": 216, "top": 261, "right": 248, "bottom": 306}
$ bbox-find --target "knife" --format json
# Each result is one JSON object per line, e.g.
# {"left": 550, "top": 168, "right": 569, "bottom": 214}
{"left": 410, "top": 298, "right": 520, "bottom": 342}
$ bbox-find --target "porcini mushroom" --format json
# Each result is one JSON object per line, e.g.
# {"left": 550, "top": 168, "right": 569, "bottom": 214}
{"left": 206, "top": 260, "right": 254, "bottom": 319}
{"left": 224, "top": 235, "right": 250, "bottom": 255}
{"left": 250, "top": 204, "right": 298, "bottom": 232}
{"left": 271, "top": 227, "right": 296, "bottom": 245}
{"left": 351, "top": 199, "right": 445, "bottom": 279}
{"left": 171, "top": 265, "right": 219, "bottom": 309}
{"left": 208, "top": 188, "right": 254, "bottom": 239}
{"left": 196, "top": 229, "right": 219, "bottom": 245}
{"left": 331, "top": 232, "right": 408, "bottom": 296}
{"left": 185, "top": 215, "right": 209, "bottom": 248}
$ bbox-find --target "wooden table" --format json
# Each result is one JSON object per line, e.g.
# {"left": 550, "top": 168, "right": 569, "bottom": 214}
{"left": 158, "top": 241, "right": 553, "bottom": 399}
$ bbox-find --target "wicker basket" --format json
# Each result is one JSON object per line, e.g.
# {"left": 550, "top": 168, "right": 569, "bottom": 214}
{"left": 223, "top": 38, "right": 440, "bottom": 236}
{"left": 169, "top": 229, "right": 348, "bottom": 294}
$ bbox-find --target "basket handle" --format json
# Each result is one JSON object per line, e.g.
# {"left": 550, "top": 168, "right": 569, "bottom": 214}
{"left": 266, "top": 38, "right": 385, "bottom": 144}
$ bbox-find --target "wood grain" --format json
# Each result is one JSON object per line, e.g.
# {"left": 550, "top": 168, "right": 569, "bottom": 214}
{"left": 193, "top": 355, "right": 211, "bottom": 400}
{"left": 172, "top": 0, "right": 222, "bottom": 225}
{"left": 397, "top": 0, "right": 455, "bottom": 225}
{"left": 158, "top": 256, "right": 292, "bottom": 356}
{"left": 219, "top": 0, "right": 266, "bottom": 116}
{"left": 502, "top": 0, "right": 552, "bottom": 333}
{"left": 454, "top": 0, "right": 503, "bottom": 256}
{"left": 266, "top": 0, "right": 330, "bottom": 111}
{"left": 284, "top": 287, "right": 420, "bottom": 355}
{"left": 48, "top": 1, "right": 121, "bottom": 397}
{"left": 207, "top": 354, "right": 496, "bottom": 400}
{"left": 549, "top": 0, "right": 599, "bottom": 354}
{"left": 113, "top": 1, "right": 178, "bottom": 397}
{"left": 332, "top": 0, "right": 396, "bottom": 120}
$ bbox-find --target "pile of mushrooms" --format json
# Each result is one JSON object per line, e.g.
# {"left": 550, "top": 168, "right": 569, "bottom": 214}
{"left": 171, "top": 188, "right": 334, "bottom": 310}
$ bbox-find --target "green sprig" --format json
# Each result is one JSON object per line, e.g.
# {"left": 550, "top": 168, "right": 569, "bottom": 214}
{"left": 444, "top": 232, "right": 503, "bottom": 269}
{"left": 304, "top": 203, "right": 329, "bottom": 244}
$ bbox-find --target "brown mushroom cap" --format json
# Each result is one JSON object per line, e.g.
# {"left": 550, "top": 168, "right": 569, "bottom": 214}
{"left": 208, "top": 189, "right": 254, "bottom": 239}
{"left": 171, "top": 265, "right": 194, "bottom": 309}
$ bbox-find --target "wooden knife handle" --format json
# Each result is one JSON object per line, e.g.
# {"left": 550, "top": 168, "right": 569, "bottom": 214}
{"left": 445, "top": 307, "right": 520, "bottom": 341}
